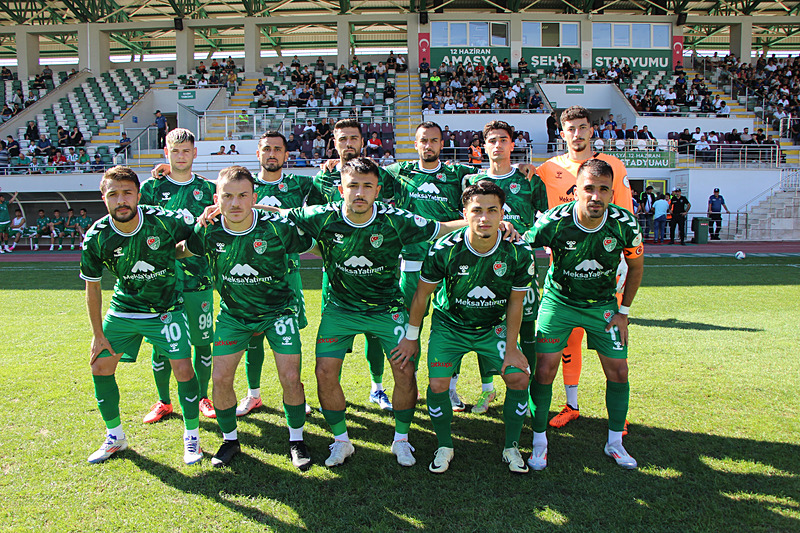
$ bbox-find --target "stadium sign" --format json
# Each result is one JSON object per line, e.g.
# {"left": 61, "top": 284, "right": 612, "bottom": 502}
{"left": 592, "top": 49, "right": 672, "bottom": 71}
{"left": 430, "top": 47, "right": 511, "bottom": 68}
{"left": 178, "top": 90, "right": 196, "bottom": 100}
{"left": 607, "top": 151, "right": 676, "bottom": 168}
{"left": 566, "top": 86, "right": 584, "bottom": 94}
{"left": 521, "top": 48, "right": 581, "bottom": 69}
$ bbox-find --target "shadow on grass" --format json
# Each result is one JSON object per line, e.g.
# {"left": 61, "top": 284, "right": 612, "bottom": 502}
{"left": 127, "top": 407, "right": 800, "bottom": 532}
{"left": 631, "top": 317, "right": 763, "bottom": 332}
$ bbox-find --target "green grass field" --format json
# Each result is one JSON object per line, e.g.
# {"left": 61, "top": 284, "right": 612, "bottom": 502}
{"left": 1, "top": 256, "right": 799, "bottom": 532}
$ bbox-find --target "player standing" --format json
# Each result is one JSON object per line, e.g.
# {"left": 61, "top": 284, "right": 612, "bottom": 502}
{"left": 235, "top": 131, "right": 315, "bottom": 417}
{"left": 81, "top": 166, "right": 202, "bottom": 464}
{"left": 393, "top": 180, "right": 535, "bottom": 474}
{"left": 179, "top": 166, "right": 315, "bottom": 469}
{"left": 285, "top": 157, "right": 467, "bottom": 467}
{"left": 139, "top": 129, "right": 217, "bottom": 423}
{"left": 532, "top": 106, "right": 634, "bottom": 429}
{"left": 524, "top": 159, "right": 643, "bottom": 470}
{"left": 463, "top": 120, "right": 548, "bottom": 414}
{"left": 0, "top": 192, "right": 19, "bottom": 253}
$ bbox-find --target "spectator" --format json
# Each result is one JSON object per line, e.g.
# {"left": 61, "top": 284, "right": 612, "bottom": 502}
{"left": 695, "top": 136, "right": 712, "bottom": 161}
{"left": 214, "top": 145, "right": 226, "bottom": 155}
{"left": 77, "top": 148, "right": 90, "bottom": 172}
{"left": 638, "top": 126, "right": 655, "bottom": 140}
{"left": 227, "top": 144, "right": 239, "bottom": 155}
{"left": 652, "top": 193, "right": 669, "bottom": 244}
{"left": 330, "top": 88, "right": 343, "bottom": 110}
{"left": 384, "top": 81, "right": 396, "bottom": 100}
{"left": 7, "top": 136, "right": 20, "bottom": 158}
{"left": 25, "top": 121, "right": 39, "bottom": 143}
{"left": 468, "top": 137, "right": 483, "bottom": 167}
{"left": 90, "top": 154, "right": 105, "bottom": 172}
{"left": 707, "top": 130, "right": 719, "bottom": 144}
{"left": 677, "top": 128, "right": 693, "bottom": 153}
{"left": 0, "top": 141, "right": 9, "bottom": 175}
{"left": 361, "top": 92, "right": 374, "bottom": 112}
{"left": 379, "top": 150, "right": 395, "bottom": 166}
{"left": 0, "top": 67, "right": 11, "bottom": 80}
{"left": 302, "top": 120, "right": 316, "bottom": 141}
{"left": 114, "top": 132, "right": 132, "bottom": 155}
{"left": 691, "top": 127, "right": 704, "bottom": 143}
{"left": 740, "top": 128, "right": 754, "bottom": 144}
{"left": 366, "top": 132, "right": 382, "bottom": 157}
{"left": 0, "top": 105, "right": 12, "bottom": 123}
{"left": 602, "top": 124, "right": 618, "bottom": 140}
{"left": 419, "top": 59, "right": 430, "bottom": 74}
{"left": 317, "top": 118, "right": 332, "bottom": 143}
{"left": 718, "top": 100, "right": 731, "bottom": 116}
{"left": 69, "top": 126, "right": 85, "bottom": 147}
{"left": 51, "top": 149, "right": 68, "bottom": 173}
{"left": 286, "top": 133, "right": 301, "bottom": 161}
{"left": 34, "top": 134, "right": 53, "bottom": 158}
{"left": 669, "top": 188, "right": 691, "bottom": 245}
{"left": 546, "top": 111, "right": 558, "bottom": 152}
{"left": 42, "top": 65, "right": 53, "bottom": 79}
{"left": 707, "top": 187, "right": 729, "bottom": 240}
{"left": 442, "top": 132, "right": 458, "bottom": 161}
{"left": 66, "top": 147, "right": 79, "bottom": 171}
{"left": 312, "top": 134, "right": 326, "bottom": 159}
{"left": 626, "top": 125, "right": 639, "bottom": 140}
{"left": 10, "top": 152, "right": 31, "bottom": 174}
{"left": 196, "top": 61, "right": 207, "bottom": 75}
{"left": 513, "top": 132, "right": 528, "bottom": 162}
{"left": 395, "top": 54, "right": 406, "bottom": 72}
{"left": 153, "top": 110, "right": 168, "bottom": 149}
{"left": 56, "top": 126, "right": 69, "bottom": 147}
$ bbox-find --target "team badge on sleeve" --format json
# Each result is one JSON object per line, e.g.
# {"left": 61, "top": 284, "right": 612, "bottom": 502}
{"left": 147, "top": 236, "right": 160, "bottom": 250}
{"left": 193, "top": 189, "right": 204, "bottom": 201}
{"left": 493, "top": 261, "right": 507, "bottom": 277}
{"left": 370, "top": 234, "right": 384, "bottom": 248}
{"left": 603, "top": 237, "right": 616, "bottom": 252}
{"left": 253, "top": 239, "right": 267, "bottom": 254}
{"left": 413, "top": 215, "right": 427, "bottom": 227}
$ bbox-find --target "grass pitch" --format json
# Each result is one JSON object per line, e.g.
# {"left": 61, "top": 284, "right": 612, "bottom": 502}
{"left": 0, "top": 256, "right": 798, "bottom": 532}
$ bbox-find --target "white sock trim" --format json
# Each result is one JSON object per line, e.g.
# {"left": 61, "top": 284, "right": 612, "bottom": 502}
{"left": 223, "top": 429, "right": 238, "bottom": 441}
{"left": 333, "top": 431, "right": 350, "bottom": 442}
{"left": 288, "top": 426, "right": 304, "bottom": 441}
{"left": 248, "top": 388, "right": 261, "bottom": 399}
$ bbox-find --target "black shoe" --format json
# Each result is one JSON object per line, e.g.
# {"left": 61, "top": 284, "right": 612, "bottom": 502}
{"left": 211, "top": 439, "right": 240, "bottom": 467}
{"left": 290, "top": 441, "right": 312, "bottom": 471}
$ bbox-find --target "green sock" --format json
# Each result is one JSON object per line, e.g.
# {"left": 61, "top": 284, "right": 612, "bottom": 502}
{"left": 530, "top": 379, "right": 553, "bottom": 433}
{"left": 92, "top": 374, "right": 121, "bottom": 429}
{"left": 427, "top": 387, "right": 454, "bottom": 448}
{"left": 364, "top": 335, "right": 385, "bottom": 384}
{"left": 606, "top": 380, "right": 630, "bottom": 432}
{"left": 216, "top": 406, "right": 237, "bottom": 435}
{"left": 283, "top": 402, "right": 307, "bottom": 429}
{"left": 503, "top": 388, "right": 529, "bottom": 448}
{"left": 245, "top": 336, "right": 265, "bottom": 390}
{"left": 321, "top": 409, "right": 347, "bottom": 436}
{"left": 177, "top": 377, "right": 200, "bottom": 431}
{"left": 193, "top": 344, "right": 212, "bottom": 399}
{"left": 394, "top": 408, "right": 414, "bottom": 435}
{"left": 152, "top": 350, "right": 172, "bottom": 405}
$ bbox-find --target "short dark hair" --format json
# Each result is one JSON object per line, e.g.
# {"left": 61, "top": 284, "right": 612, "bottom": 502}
{"left": 416, "top": 121, "right": 443, "bottom": 138}
{"left": 101, "top": 166, "right": 140, "bottom": 193}
{"left": 462, "top": 179, "right": 506, "bottom": 207}
{"left": 577, "top": 158, "right": 614, "bottom": 182}
{"left": 341, "top": 156, "right": 380, "bottom": 182}
{"left": 216, "top": 165, "right": 255, "bottom": 191}
{"left": 482, "top": 120, "right": 514, "bottom": 140}
{"left": 560, "top": 106, "right": 592, "bottom": 127}
{"left": 334, "top": 118, "right": 362, "bottom": 135}
{"left": 258, "top": 130, "right": 288, "bottom": 150}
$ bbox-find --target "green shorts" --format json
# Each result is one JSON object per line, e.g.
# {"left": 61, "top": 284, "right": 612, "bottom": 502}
{"left": 213, "top": 311, "right": 302, "bottom": 357}
{"left": 315, "top": 305, "right": 408, "bottom": 359}
{"left": 399, "top": 269, "right": 433, "bottom": 319}
{"left": 287, "top": 253, "right": 307, "bottom": 329}
{"left": 9, "top": 227, "right": 23, "bottom": 235}
{"left": 64, "top": 228, "right": 76, "bottom": 235}
{"left": 182, "top": 289, "right": 214, "bottom": 345}
{"left": 99, "top": 312, "right": 192, "bottom": 363}
{"left": 0, "top": 223, "right": 8, "bottom": 233}
{"left": 427, "top": 316, "right": 525, "bottom": 379}
{"left": 536, "top": 293, "right": 627, "bottom": 359}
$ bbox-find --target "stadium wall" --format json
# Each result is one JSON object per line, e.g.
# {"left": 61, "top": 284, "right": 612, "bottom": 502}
{"left": 418, "top": 113, "right": 551, "bottom": 146}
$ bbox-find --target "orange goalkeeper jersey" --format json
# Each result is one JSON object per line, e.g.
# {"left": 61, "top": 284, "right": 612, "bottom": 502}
{"left": 535, "top": 152, "right": 634, "bottom": 213}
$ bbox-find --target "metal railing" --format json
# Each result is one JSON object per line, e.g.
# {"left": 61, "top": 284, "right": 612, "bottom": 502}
{"left": 779, "top": 117, "right": 799, "bottom": 141}
{"left": 682, "top": 143, "right": 782, "bottom": 168}
{"left": 732, "top": 170, "right": 800, "bottom": 240}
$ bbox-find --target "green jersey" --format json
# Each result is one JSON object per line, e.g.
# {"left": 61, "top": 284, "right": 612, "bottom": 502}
{"left": 385, "top": 160, "right": 472, "bottom": 262}
{"left": 307, "top": 164, "right": 395, "bottom": 206}
{"left": 524, "top": 201, "right": 643, "bottom": 308}
{"left": 36, "top": 216, "right": 51, "bottom": 231}
{"left": 79, "top": 205, "right": 195, "bottom": 316}
{"left": 185, "top": 209, "right": 314, "bottom": 321}
{"left": 0, "top": 201, "right": 10, "bottom": 224}
{"left": 140, "top": 173, "right": 216, "bottom": 292}
{"left": 288, "top": 201, "right": 440, "bottom": 312}
{"left": 76, "top": 215, "right": 93, "bottom": 231}
{"left": 465, "top": 168, "right": 548, "bottom": 233}
{"left": 421, "top": 227, "right": 535, "bottom": 333}
{"left": 254, "top": 172, "right": 314, "bottom": 209}
{"left": 51, "top": 216, "right": 66, "bottom": 232}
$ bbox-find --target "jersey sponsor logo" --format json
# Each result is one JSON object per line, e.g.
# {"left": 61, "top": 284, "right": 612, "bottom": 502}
{"left": 494, "top": 325, "right": 506, "bottom": 338}
{"left": 509, "top": 183, "right": 520, "bottom": 195}
{"left": 160, "top": 312, "right": 172, "bottom": 323}
{"left": 575, "top": 259, "right": 603, "bottom": 272}
{"left": 537, "top": 337, "right": 560, "bottom": 344}
{"left": 493, "top": 261, "right": 507, "bottom": 277}
{"left": 339, "top": 255, "right": 384, "bottom": 275}
{"left": 555, "top": 171, "right": 564, "bottom": 179}
{"left": 333, "top": 233, "right": 345, "bottom": 244}
{"left": 224, "top": 263, "right": 274, "bottom": 284}
{"left": 430, "top": 361, "right": 453, "bottom": 367}
{"left": 370, "top": 233, "right": 384, "bottom": 248}
{"left": 457, "top": 265, "right": 469, "bottom": 275}
{"left": 317, "top": 337, "right": 338, "bottom": 344}
{"left": 214, "top": 340, "right": 238, "bottom": 346}
{"left": 146, "top": 236, "right": 160, "bottom": 250}
{"left": 260, "top": 195, "right": 282, "bottom": 207}
{"left": 131, "top": 260, "right": 155, "bottom": 273}
{"left": 113, "top": 247, "right": 124, "bottom": 257}
{"left": 161, "top": 192, "right": 171, "bottom": 201}
{"left": 253, "top": 239, "right": 267, "bottom": 254}
{"left": 417, "top": 183, "right": 441, "bottom": 194}
{"left": 216, "top": 242, "right": 226, "bottom": 253}
{"left": 344, "top": 256, "right": 373, "bottom": 268}
{"left": 566, "top": 240, "right": 577, "bottom": 250}
{"left": 192, "top": 189, "right": 204, "bottom": 202}
{"left": 603, "top": 237, "right": 616, "bottom": 252}
{"left": 566, "top": 185, "right": 576, "bottom": 196}
{"left": 230, "top": 264, "right": 259, "bottom": 276}
{"left": 467, "top": 286, "right": 496, "bottom": 299}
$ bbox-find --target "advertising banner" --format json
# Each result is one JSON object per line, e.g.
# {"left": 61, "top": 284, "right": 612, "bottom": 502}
{"left": 430, "top": 47, "right": 512, "bottom": 68}
{"left": 592, "top": 49, "right": 672, "bottom": 71}
{"left": 521, "top": 47, "right": 581, "bottom": 70}
{"left": 607, "top": 150, "right": 676, "bottom": 168}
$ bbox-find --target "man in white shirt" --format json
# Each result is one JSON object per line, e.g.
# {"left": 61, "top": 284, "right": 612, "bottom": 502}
{"left": 691, "top": 127, "right": 704, "bottom": 142}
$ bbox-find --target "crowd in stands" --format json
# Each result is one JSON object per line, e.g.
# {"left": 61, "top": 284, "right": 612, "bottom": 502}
{"left": 713, "top": 53, "right": 800, "bottom": 143}
{"left": 0, "top": 66, "right": 74, "bottom": 123}
{"left": 671, "top": 125, "right": 781, "bottom": 162}
{"left": 184, "top": 56, "right": 242, "bottom": 88}
{"left": 419, "top": 58, "right": 548, "bottom": 113}
{"left": 622, "top": 63, "right": 730, "bottom": 116}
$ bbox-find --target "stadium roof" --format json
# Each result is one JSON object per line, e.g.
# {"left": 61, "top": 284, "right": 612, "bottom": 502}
{"left": 0, "top": 0, "right": 799, "bottom": 58}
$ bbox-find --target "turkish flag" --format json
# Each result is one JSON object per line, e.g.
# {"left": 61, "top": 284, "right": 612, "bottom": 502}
{"left": 672, "top": 35, "right": 684, "bottom": 70}
{"left": 419, "top": 32, "right": 430, "bottom": 63}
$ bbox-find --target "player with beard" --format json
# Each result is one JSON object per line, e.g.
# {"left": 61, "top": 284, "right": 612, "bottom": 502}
{"left": 522, "top": 106, "right": 634, "bottom": 430}
{"left": 81, "top": 166, "right": 202, "bottom": 465}
{"left": 524, "top": 159, "right": 643, "bottom": 470}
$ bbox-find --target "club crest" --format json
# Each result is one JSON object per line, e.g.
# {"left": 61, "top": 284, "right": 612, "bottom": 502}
{"left": 391, "top": 312, "right": 404, "bottom": 324}
{"left": 278, "top": 182, "right": 288, "bottom": 192}
{"left": 603, "top": 310, "right": 614, "bottom": 322}
{"left": 509, "top": 183, "right": 521, "bottom": 195}
{"left": 370, "top": 234, "right": 384, "bottom": 248}
{"left": 435, "top": 173, "right": 445, "bottom": 182}
{"left": 201, "top": 301, "right": 210, "bottom": 312}
{"left": 254, "top": 239, "right": 267, "bottom": 254}
{"left": 493, "top": 261, "right": 507, "bottom": 277}
{"left": 146, "top": 236, "right": 160, "bottom": 250}
{"left": 495, "top": 325, "right": 506, "bottom": 337}
{"left": 160, "top": 312, "right": 172, "bottom": 324}
{"left": 603, "top": 237, "right": 616, "bottom": 252}
{"left": 192, "top": 189, "right": 203, "bottom": 201}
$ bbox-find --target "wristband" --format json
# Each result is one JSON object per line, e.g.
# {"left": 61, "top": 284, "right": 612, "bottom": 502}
{"left": 405, "top": 325, "right": 420, "bottom": 341}
{"left": 618, "top": 305, "right": 630, "bottom": 315}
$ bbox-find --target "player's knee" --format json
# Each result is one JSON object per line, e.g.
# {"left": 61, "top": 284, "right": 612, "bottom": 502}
{"left": 278, "top": 367, "right": 302, "bottom": 388}
{"left": 429, "top": 378, "right": 449, "bottom": 394}
{"left": 315, "top": 359, "right": 340, "bottom": 382}
{"left": 171, "top": 358, "right": 195, "bottom": 381}
{"left": 503, "top": 372, "right": 529, "bottom": 390}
